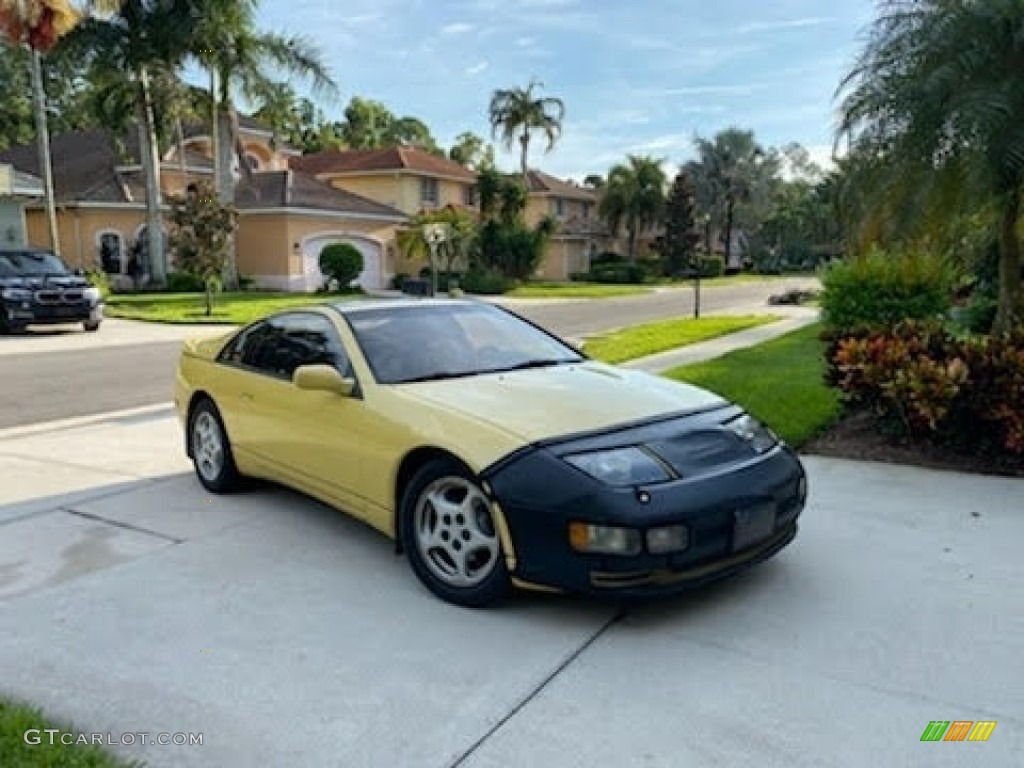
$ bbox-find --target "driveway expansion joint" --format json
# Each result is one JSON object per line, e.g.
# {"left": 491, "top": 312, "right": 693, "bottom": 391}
{"left": 446, "top": 605, "right": 627, "bottom": 768}
{"left": 62, "top": 507, "right": 185, "bottom": 544}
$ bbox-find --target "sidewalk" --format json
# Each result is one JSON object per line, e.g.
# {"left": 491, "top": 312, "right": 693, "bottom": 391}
{"left": 613, "top": 305, "right": 819, "bottom": 373}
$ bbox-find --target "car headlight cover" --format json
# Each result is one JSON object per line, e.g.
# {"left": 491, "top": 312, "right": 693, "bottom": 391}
{"left": 725, "top": 413, "right": 777, "bottom": 453}
{"left": 569, "top": 522, "right": 642, "bottom": 555}
{"left": 1, "top": 287, "right": 32, "bottom": 301}
{"left": 564, "top": 446, "right": 670, "bottom": 486}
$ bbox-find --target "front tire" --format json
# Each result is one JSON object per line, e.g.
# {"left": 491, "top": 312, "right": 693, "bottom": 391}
{"left": 400, "top": 458, "right": 510, "bottom": 607}
{"left": 83, "top": 320, "right": 101, "bottom": 332}
{"left": 188, "top": 398, "right": 241, "bottom": 493}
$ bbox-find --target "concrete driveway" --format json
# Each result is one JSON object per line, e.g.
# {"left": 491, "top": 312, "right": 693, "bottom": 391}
{"left": 1, "top": 408, "right": 1021, "bottom": 767}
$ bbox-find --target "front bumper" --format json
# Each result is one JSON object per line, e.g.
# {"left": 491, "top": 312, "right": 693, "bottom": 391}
{"left": 485, "top": 443, "right": 806, "bottom": 599}
{"left": 3, "top": 299, "right": 102, "bottom": 325}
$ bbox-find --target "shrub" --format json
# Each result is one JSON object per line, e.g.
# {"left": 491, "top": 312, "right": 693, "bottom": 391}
{"left": 390, "top": 272, "right": 410, "bottom": 290}
{"left": 418, "top": 267, "right": 464, "bottom": 293}
{"left": 832, "top": 320, "right": 1024, "bottom": 454}
{"left": 462, "top": 266, "right": 512, "bottom": 295}
{"left": 820, "top": 249, "right": 952, "bottom": 334}
{"left": 700, "top": 256, "right": 724, "bottom": 278}
{"left": 238, "top": 275, "right": 255, "bottom": 291}
{"left": 591, "top": 251, "right": 625, "bottom": 266}
{"left": 319, "top": 243, "right": 363, "bottom": 289}
{"left": 589, "top": 263, "right": 647, "bottom": 284}
{"left": 165, "top": 271, "right": 206, "bottom": 292}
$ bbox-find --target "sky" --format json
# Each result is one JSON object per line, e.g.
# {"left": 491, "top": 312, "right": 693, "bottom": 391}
{"left": 253, "top": 0, "right": 879, "bottom": 180}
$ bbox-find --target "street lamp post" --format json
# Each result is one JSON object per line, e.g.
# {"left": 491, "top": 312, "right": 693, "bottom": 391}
{"left": 422, "top": 222, "right": 449, "bottom": 296}
{"left": 697, "top": 213, "right": 711, "bottom": 319}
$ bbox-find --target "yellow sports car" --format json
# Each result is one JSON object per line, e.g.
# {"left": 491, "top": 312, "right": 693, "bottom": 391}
{"left": 175, "top": 298, "right": 807, "bottom": 607}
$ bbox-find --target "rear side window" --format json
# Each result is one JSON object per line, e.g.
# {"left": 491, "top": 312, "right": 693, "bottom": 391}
{"left": 219, "top": 313, "right": 349, "bottom": 380}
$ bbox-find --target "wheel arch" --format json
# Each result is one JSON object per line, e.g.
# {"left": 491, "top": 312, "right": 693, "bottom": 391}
{"left": 392, "top": 446, "right": 476, "bottom": 555}
{"left": 184, "top": 390, "right": 215, "bottom": 458}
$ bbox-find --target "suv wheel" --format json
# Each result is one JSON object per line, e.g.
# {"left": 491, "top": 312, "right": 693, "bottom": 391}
{"left": 83, "top": 320, "right": 101, "bottom": 332}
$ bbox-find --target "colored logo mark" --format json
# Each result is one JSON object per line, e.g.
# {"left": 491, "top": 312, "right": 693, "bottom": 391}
{"left": 920, "top": 721, "right": 996, "bottom": 742}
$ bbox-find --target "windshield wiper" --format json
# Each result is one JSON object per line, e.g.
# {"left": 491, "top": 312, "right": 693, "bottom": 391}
{"left": 490, "top": 358, "right": 577, "bottom": 373}
{"left": 399, "top": 370, "right": 479, "bottom": 383}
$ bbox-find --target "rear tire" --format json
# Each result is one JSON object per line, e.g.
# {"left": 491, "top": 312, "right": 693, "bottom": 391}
{"left": 400, "top": 457, "right": 510, "bottom": 608}
{"left": 188, "top": 398, "right": 242, "bottom": 493}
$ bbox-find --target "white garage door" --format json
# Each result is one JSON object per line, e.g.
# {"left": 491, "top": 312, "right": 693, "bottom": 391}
{"left": 302, "top": 235, "right": 382, "bottom": 292}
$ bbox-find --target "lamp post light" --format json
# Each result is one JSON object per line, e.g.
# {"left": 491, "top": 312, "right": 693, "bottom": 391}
{"left": 422, "top": 222, "right": 449, "bottom": 296}
{"left": 697, "top": 212, "right": 711, "bottom": 319}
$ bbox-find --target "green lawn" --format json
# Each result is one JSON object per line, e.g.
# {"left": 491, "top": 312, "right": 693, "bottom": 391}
{"left": 0, "top": 697, "right": 140, "bottom": 767}
{"left": 507, "top": 282, "right": 652, "bottom": 299}
{"left": 104, "top": 291, "right": 362, "bottom": 325}
{"left": 584, "top": 314, "right": 780, "bottom": 364}
{"left": 665, "top": 323, "right": 841, "bottom": 447}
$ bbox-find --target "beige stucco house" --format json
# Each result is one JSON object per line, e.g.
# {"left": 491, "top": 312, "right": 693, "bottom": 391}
{"left": 522, "top": 170, "right": 612, "bottom": 280}
{"left": 0, "top": 117, "right": 409, "bottom": 292}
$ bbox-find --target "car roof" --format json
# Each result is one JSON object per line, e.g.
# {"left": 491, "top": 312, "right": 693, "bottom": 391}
{"left": 330, "top": 297, "right": 486, "bottom": 315}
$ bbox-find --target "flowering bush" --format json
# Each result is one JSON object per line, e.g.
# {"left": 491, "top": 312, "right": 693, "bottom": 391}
{"left": 833, "top": 321, "right": 1024, "bottom": 454}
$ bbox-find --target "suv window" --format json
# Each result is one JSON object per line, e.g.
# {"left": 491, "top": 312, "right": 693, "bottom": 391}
{"left": 220, "top": 313, "right": 349, "bottom": 379}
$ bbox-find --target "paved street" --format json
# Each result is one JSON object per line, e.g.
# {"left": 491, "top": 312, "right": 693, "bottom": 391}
{"left": 0, "top": 408, "right": 1021, "bottom": 767}
{"left": 0, "top": 278, "right": 816, "bottom": 428}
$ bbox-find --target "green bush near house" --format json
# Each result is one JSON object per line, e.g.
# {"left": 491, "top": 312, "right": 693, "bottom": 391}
{"left": 699, "top": 255, "right": 724, "bottom": 278}
{"left": 318, "top": 243, "right": 363, "bottom": 289}
{"left": 819, "top": 248, "right": 952, "bottom": 333}
{"left": 461, "top": 266, "right": 513, "bottom": 295}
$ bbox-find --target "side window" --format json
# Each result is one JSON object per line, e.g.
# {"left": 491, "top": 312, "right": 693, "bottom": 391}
{"left": 218, "top": 321, "right": 270, "bottom": 365}
{"left": 244, "top": 313, "right": 349, "bottom": 379}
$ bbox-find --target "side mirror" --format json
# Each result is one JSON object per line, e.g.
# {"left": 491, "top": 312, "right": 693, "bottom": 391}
{"left": 293, "top": 364, "right": 356, "bottom": 396}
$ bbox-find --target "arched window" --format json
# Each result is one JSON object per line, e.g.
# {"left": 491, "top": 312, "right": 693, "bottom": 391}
{"left": 97, "top": 231, "right": 125, "bottom": 274}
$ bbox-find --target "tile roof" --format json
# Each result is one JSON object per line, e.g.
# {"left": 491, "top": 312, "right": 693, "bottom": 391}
{"left": 234, "top": 170, "right": 407, "bottom": 219}
{"left": 524, "top": 170, "right": 598, "bottom": 201}
{"left": 0, "top": 131, "right": 406, "bottom": 218}
{"left": 290, "top": 146, "right": 477, "bottom": 181}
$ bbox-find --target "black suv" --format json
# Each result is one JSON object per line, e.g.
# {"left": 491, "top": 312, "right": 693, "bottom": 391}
{"left": 0, "top": 248, "right": 103, "bottom": 334}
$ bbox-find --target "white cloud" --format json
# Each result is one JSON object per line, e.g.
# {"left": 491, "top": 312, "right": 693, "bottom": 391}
{"left": 465, "top": 61, "right": 489, "bottom": 76}
{"left": 659, "top": 83, "right": 771, "bottom": 97}
{"left": 738, "top": 17, "right": 833, "bottom": 35}
{"left": 441, "top": 22, "right": 474, "bottom": 35}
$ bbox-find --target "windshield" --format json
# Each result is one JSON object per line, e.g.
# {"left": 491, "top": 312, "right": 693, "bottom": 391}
{"left": 0, "top": 251, "right": 72, "bottom": 278}
{"left": 346, "top": 303, "right": 584, "bottom": 384}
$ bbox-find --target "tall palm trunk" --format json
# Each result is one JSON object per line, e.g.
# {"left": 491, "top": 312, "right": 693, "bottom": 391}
{"left": 993, "top": 186, "right": 1022, "bottom": 335}
{"left": 137, "top": 65, "right": 165, "bottom": 284}
{"left": 519, "top": 131, "right": 529, "bottom": 188}
{"left": 723, "top": 195, "right": 735, "bottom": 269}
{"left": 27, "top": 45, "right": 60, "bottom": 256}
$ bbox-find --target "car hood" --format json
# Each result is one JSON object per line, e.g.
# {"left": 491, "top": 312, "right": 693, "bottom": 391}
{"left": 0, "top": 275, "right": 90, "bottom": 289}
{"left": 398, "top": 361, "right": 727, "bottom": 443}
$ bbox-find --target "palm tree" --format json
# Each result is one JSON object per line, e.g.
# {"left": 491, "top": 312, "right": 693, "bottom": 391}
{"left": 60, "top": 1, "right": 202, "bottom": 283}
{"left": 837, "top": 0, "right": 1024, "bottom": 334}
{"left": 687, "top": 129, "right": 772, "bottom": 271}
{"left": 1, "top": 0, "right": 82, "bottom": 256}
{"left": 488, "top": 78, "right": 564, "bottom": 186}
{"left": 192, "top": 1, "right": 337, "bottom": 288}
{"left": 599, "top": 155, "right": 667, "bottom": 262}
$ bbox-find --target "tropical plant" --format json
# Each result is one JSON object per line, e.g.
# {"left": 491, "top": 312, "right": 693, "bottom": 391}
{"left": 836, "top": 0, "right": 1024, "bottom": 334}
{"left": 488, "top": 78, "right": 564, "bottom": 185}
{"left": 397, "top": 207, "right": 477, "bottom": 275}
{"left": 169, "top": 181, "right": 237, "bottom": 316}
{"left": 59, "top": 0, "right": 205, "bottom": 284}
{"left": 191, "top": 0, "right": 337, "bottom": 288}
{"left": 599, "top": 154, "right": 666, "bottom": 262}
{"left": 1, "top": 0, "right": 82, "bottom": 256}
{"left": 687, "top": 128, "right": 778, "bottom": 270}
